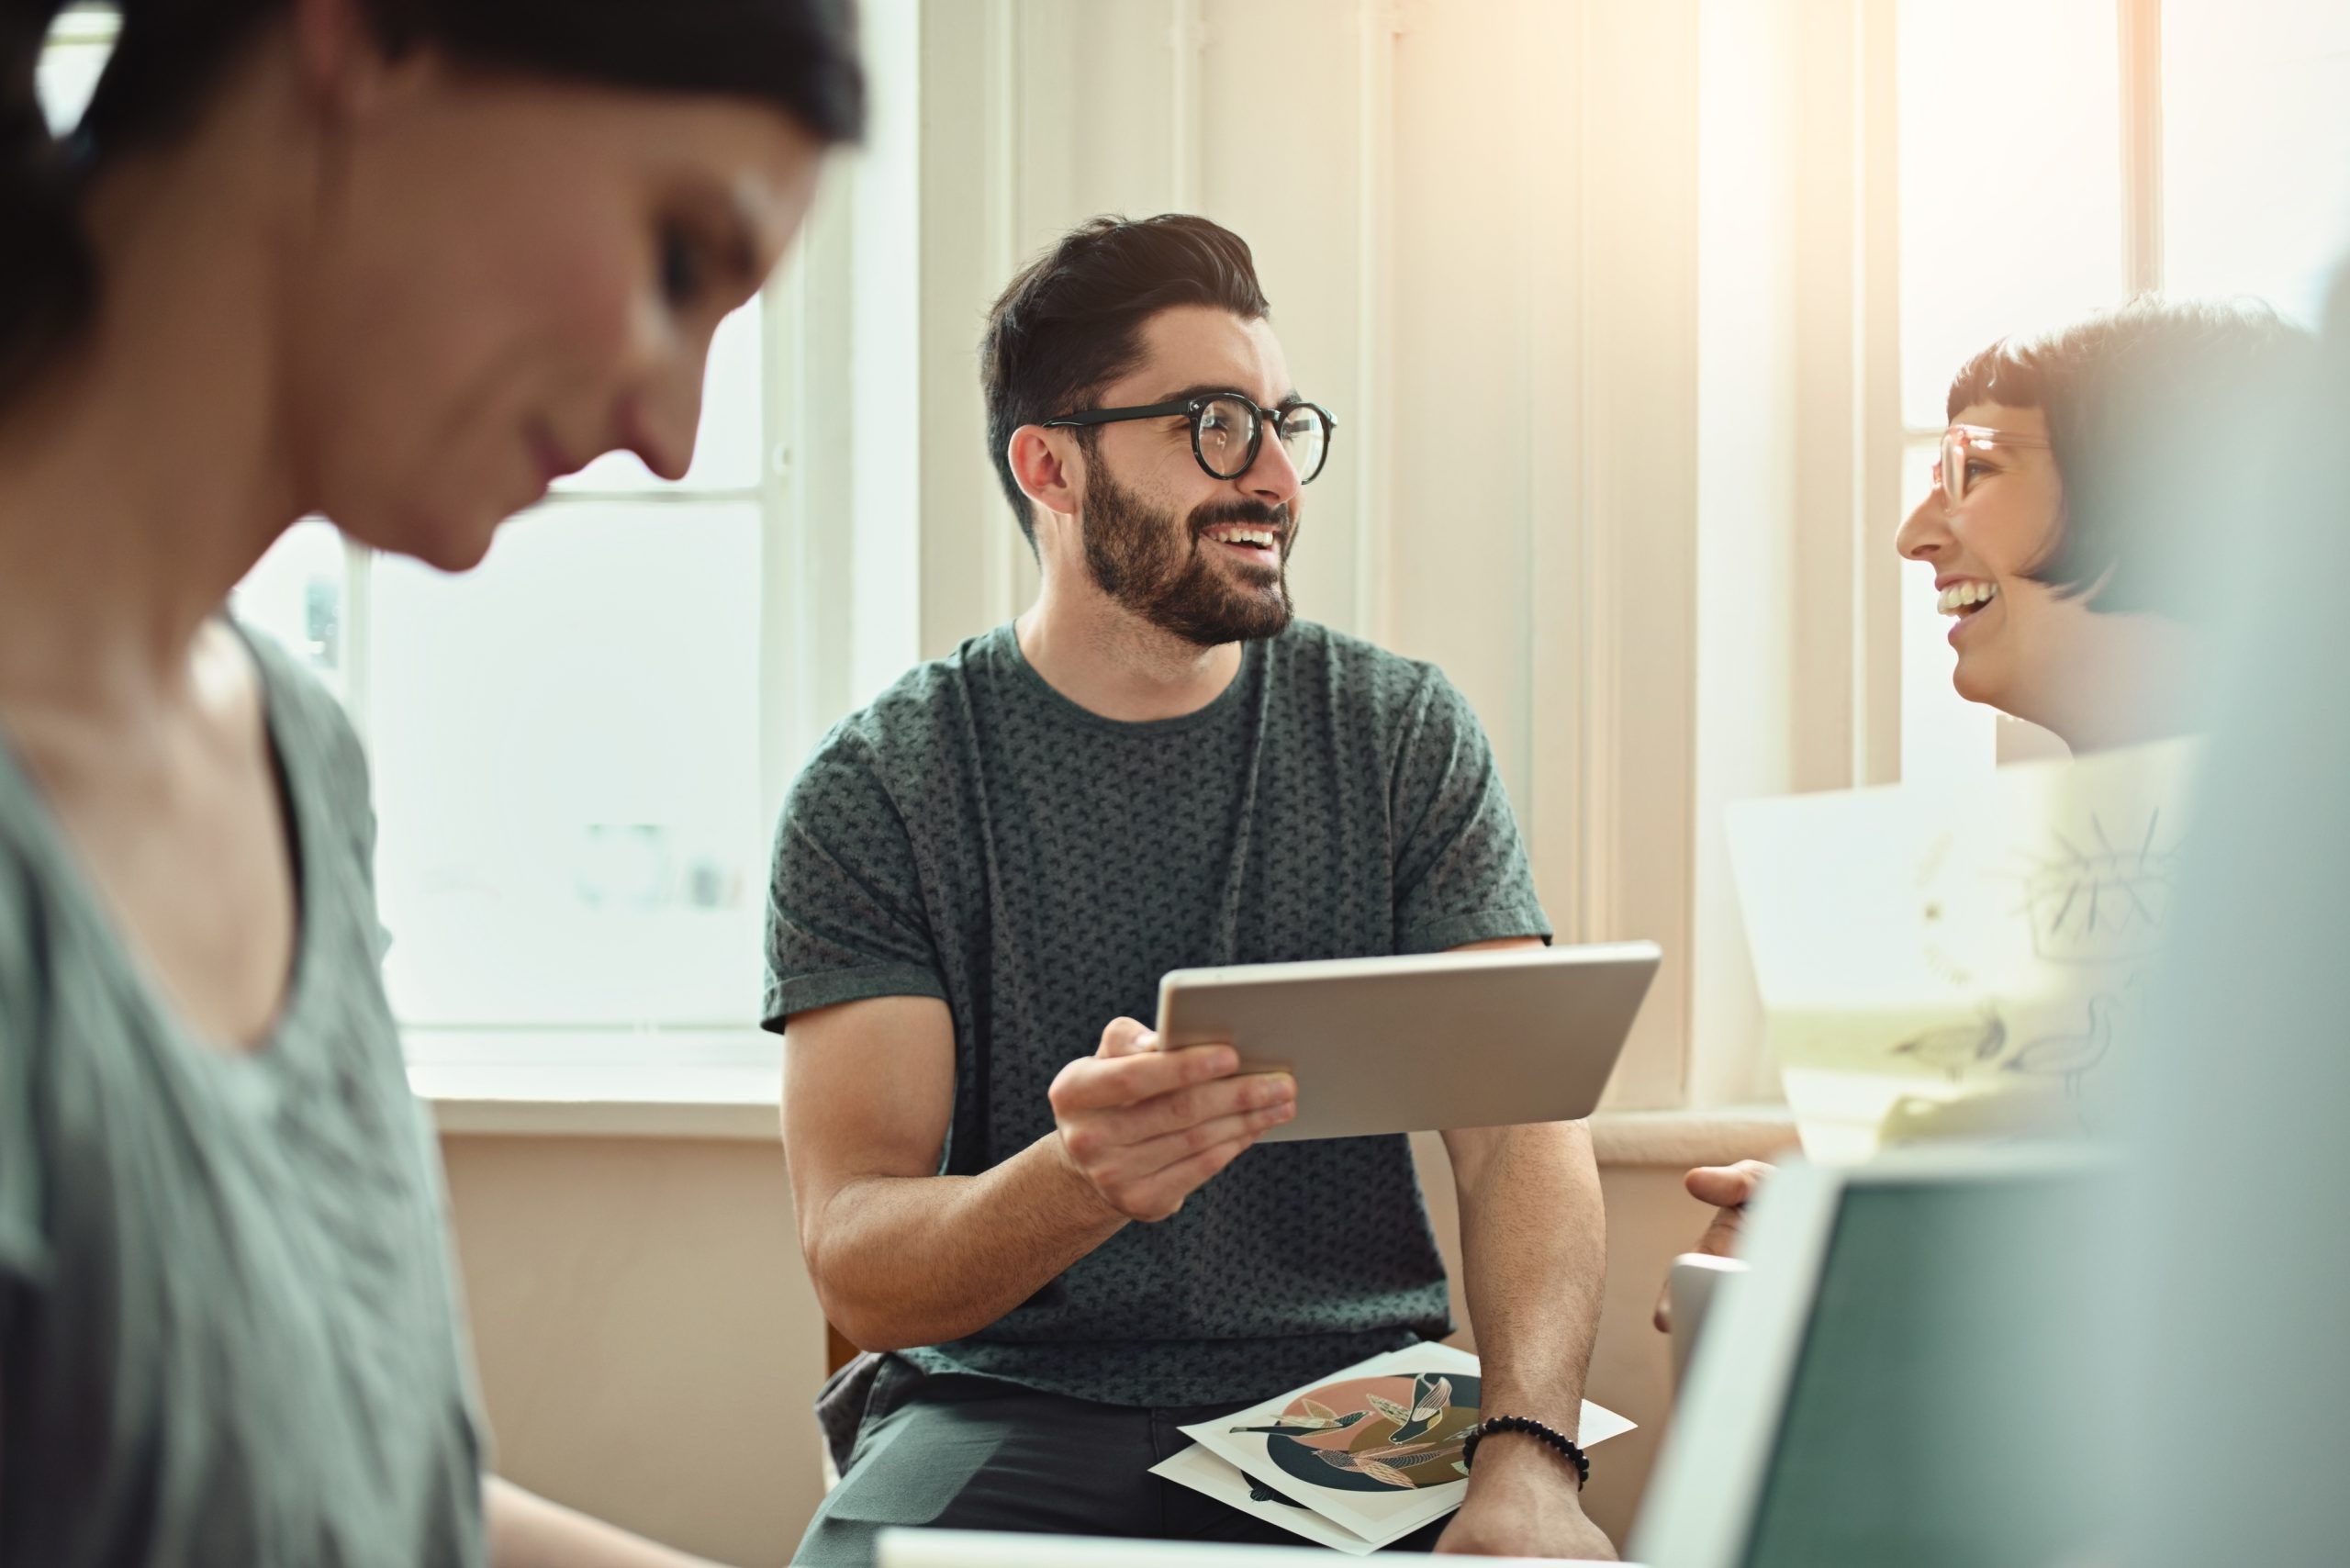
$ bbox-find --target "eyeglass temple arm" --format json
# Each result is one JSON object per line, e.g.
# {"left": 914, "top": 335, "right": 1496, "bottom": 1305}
{"left": 1947, "top": 423, "right": 2050, "bottom": 447}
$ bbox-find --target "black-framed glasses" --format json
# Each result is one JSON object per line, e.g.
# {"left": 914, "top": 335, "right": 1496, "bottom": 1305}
{"left": 1044, "top": 392, "right": 1337, "bottom": 485}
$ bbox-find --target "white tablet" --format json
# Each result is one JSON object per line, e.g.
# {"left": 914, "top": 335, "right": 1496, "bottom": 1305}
{"left": 1152, "top": 942, "right": 1661, "bottom": 1142}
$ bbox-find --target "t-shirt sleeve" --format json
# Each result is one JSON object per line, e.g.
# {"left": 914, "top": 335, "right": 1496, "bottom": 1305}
{"left": 762, "top": 735, "right": 947, "bottom": 1032}
{"left": 1389, "top": 667, "right": 1553, "bottom": 954}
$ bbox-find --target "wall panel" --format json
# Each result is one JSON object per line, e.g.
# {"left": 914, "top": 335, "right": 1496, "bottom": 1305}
{"left": 907, "top": 0, "right": 1710, "bottom": 1104}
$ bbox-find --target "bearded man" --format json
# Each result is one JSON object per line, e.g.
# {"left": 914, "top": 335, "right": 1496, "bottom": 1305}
{"left": 767, "top": 215, "right": 1612, "bottom": 1563}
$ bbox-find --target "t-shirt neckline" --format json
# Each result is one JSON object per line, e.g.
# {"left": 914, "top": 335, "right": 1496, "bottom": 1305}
{"left": 0, "top": 620, "right": 328, "bottom": 1076}
{"left": 990, "top": 621, "right": 1267, "bottom": 737}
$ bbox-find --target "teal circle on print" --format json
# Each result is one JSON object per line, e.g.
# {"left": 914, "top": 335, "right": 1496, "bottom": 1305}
{"left": 1229, "top": 1370, "right": 1482, "bottom": 1495}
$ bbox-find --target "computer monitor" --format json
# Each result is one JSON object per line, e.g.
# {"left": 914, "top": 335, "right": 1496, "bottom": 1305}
{"left": 1631, "top": 1145, "right": 2111, "bottom": 1568}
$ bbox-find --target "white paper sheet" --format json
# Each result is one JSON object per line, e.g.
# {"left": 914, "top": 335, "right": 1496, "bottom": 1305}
{"left": 1147, "top": 1445, "right": 1381, "bottom": 1555}
{"left": 1727, "top": 738, "right": 2199, "bottom": 1159}
{"left": 1162, "top": 1343, "right": 1637, "bottom": 1551}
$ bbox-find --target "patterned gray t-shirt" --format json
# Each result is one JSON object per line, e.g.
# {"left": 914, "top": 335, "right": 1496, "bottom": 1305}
{"left": 764, "top": 620, "right": 1550, "bottom": 1406}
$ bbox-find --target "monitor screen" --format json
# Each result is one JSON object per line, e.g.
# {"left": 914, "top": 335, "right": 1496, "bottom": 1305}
{"left": 1741, "top": 1168, "right": 2109, "bottom": 1568}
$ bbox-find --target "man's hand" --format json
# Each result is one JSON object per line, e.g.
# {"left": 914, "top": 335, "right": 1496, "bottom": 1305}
{"left": 1046, "top": 1018, "right": 1295, "bottom": 1222}
{"left": 1651, "top": 1159, "right": 1777, "bottom": 1332}
{"left": 1435, "top": 1446, "right": 1616, "bottom": 1560}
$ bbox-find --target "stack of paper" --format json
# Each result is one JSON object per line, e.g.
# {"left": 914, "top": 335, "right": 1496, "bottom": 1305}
{"left": 1152, "top": 1343, "right": 1637, "bottom": 1555}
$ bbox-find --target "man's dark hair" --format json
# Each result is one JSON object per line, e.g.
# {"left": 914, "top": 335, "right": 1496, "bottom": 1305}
{"left": 1945, "top": 297, "right": 2312, "bottom": 620}
{"left": 980, "top": 214, "right": 1271, "bottom": 549}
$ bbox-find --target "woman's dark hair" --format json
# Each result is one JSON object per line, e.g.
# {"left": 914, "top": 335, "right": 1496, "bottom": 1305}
{"left": 981, "top": 213, "right": 1272, "bottom": 549}
{"left": 1, "top": 0, "right": 865, "bottom": 401}
{"left": 1945, "top": 297, "right": 2313, "bottom": 620}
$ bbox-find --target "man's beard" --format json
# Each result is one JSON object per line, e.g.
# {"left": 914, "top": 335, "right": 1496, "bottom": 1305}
{"left": 1079, "top": 462, "right": 1297, "bottom": 647}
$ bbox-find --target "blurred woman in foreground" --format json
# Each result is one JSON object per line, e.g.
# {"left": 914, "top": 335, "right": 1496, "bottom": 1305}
{"left": 0, "top": 1, "right": 859, "bottom": 1562}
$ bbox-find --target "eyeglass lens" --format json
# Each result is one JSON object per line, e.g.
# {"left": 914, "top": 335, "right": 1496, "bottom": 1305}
{"left": 1195, "top": 396, "right": 1329, "bottom": 484}
{"left": 1940, "top": 428, "right": 1968, "bottom": 509}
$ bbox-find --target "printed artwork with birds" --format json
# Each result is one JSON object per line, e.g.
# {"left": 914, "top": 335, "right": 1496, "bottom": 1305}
{"left": 2003, "top": 994, "right": 2119, "bottom": 1097}
{"left": 1233, "top": 1372, "right": 1481, "bottom": 1494}
{"left": 1892, "top": 1002, "right": 2010, "bottom": 1081}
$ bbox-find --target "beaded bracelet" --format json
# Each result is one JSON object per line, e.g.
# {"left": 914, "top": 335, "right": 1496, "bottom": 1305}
{"left": 1460, "top": 1414, "right": 1591, "bottom": 1488}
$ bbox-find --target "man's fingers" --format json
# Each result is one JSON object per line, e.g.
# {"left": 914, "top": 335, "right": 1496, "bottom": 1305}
{"left": 1684, "top": 1159, "right": 1774, "bottom": 1208}
{"left": 1125, "top": 1070, "right": 1292, "bottom": 1144}
{"left": 1097, "top": 1017, "right": 1157, "bottom": 1058}
{"left": 1052, "top": 1041, "right": 1239, "bottom": 1115}
{"left": 1098, "top": 1095, "right": 1297, "bottom": 1185}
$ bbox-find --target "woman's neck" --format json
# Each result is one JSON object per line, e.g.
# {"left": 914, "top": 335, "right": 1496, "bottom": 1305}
{"left": 2031, "top": 610, "right": 2202, "bottom": 756}
{"left": 0, "top": 113, "right": 305, "bottom": 711}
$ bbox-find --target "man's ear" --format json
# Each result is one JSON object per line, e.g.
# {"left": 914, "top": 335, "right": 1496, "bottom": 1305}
{"left": 1009, "top": 425, "right": 1083, "bottom": 526}
{"left": 291, "top": 0, "right": 433, "bottom": 128}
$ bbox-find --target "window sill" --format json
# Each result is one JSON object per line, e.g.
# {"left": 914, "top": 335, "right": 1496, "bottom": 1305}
{"left": 409, "top": 1031, "right": 1796, "bottom": 1157}
{"left": 1587, "top": 1103, "right": 1799, "bottom": 1168}
{"left": 407, "top": 1029, "right": 782, "bottom": 1141}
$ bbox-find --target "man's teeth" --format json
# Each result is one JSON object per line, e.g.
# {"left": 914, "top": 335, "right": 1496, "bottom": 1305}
{"left": 1937, "top": 580, "right": 1998, "bottom": 616}
{"left": 1214, "top": 528, "right": 1279, "bottom": 549}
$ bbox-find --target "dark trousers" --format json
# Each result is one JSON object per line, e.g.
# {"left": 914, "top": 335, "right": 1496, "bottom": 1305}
{"left": 792, "top": 1360, "right": 1449, "bottom": 1563}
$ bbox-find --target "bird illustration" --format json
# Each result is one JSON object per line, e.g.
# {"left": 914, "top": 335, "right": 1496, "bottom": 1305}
{"left": 1312, "top": 1434, "right": 1466, "bottom": 1490}
{"left": 1230, "top": 1401, "right": 1370, "bottom": 1437}
{"left": 1245, "top": 1475, "right": 1309, "bottom": 1507}
{"left": 2002, "top": 995, "right": 2119, "bottom": 1096}
{"left": 1891, "top": 1003, "right": 2009, "bottom": 1081}
{"left": 1363, "top": 1372, "right": 1453, "bottom": 1445}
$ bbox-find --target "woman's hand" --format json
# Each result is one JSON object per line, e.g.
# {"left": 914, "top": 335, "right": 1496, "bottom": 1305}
{"left": 1651, "top": 1159, "right": 1776, "bottom": 1333}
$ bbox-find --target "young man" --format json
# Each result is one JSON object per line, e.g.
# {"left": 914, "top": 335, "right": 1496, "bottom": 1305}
{"left": 767, "top": 215, "right": 1612, "bottom": 1562}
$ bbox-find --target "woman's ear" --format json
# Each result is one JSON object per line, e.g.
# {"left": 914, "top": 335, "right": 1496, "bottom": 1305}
{"left": 290, "top": 0, "right": 431, "bottom": 128}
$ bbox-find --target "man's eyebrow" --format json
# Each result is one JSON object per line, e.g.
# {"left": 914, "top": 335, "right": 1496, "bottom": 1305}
{"left": 1148, "top": 384, "right": 1305, "bottom": 409}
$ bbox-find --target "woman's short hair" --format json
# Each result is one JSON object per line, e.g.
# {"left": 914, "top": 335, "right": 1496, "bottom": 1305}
{"left": 1, "top": 0, "right": 866, "bottom": 401}
{"left": 1945, "top": 297, "right": 2313, "bottom": 620}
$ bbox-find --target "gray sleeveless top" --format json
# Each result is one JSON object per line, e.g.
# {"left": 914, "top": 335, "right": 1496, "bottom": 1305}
{"left": 0, "top": 627, "right": 486, "bottom": 1568}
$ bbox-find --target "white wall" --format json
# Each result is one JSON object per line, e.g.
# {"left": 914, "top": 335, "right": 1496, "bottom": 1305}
{"left": 885, "top": 0, "right": 1786, "bottom": 1109}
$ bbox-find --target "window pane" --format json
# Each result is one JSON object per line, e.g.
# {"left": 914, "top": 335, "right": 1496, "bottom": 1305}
{"left": 367, "top": 501, "right": 764, "bottom": 1027}
{"left": 1897, "top": 442, "right": 1998, "bottom": 783}
{"left": 2163, "top": 0, "right": 2350, "bottom": 324}
{"left": 558, "top": 297, "right": 765, "bottom": 493}
{"left": 1898, "top": 0, "right": 2125, "bottom": 428}
{"left": 229, "top": 520, "right": 347, "bottom": 702}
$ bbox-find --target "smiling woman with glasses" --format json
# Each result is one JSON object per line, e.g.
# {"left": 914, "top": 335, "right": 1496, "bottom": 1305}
{"left": 1894, "top": 297, "right": 2311, "bottom": 749}
{"left": 1658, "top": 295, "right": 2317, "bottom": 1339}
{"left": 1045, "top": 390, "right": 1337, "bottom": 484}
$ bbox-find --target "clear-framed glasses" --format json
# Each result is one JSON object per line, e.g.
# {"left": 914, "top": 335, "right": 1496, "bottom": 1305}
{"left": 1935, "top": 422, "right": 2050, "bottom": 509}
{"left": 1043, "top": 392, "right": 1337, "bottom": 485}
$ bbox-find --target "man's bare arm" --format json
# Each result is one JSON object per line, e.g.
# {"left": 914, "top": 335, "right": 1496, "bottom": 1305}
{"left": 781, "top": 996, "right": 1294, "bottom": 1351}
{"left": 1431, "top": 937, "right": 1615, "bottom": 1558}
{"left": 1445, "top": 1117, "right": 1607, "bottom": 1431}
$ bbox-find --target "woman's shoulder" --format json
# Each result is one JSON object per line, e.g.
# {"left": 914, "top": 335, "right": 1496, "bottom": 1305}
{"left": 230, "top": 620, "right": 374, "bottom": 816}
